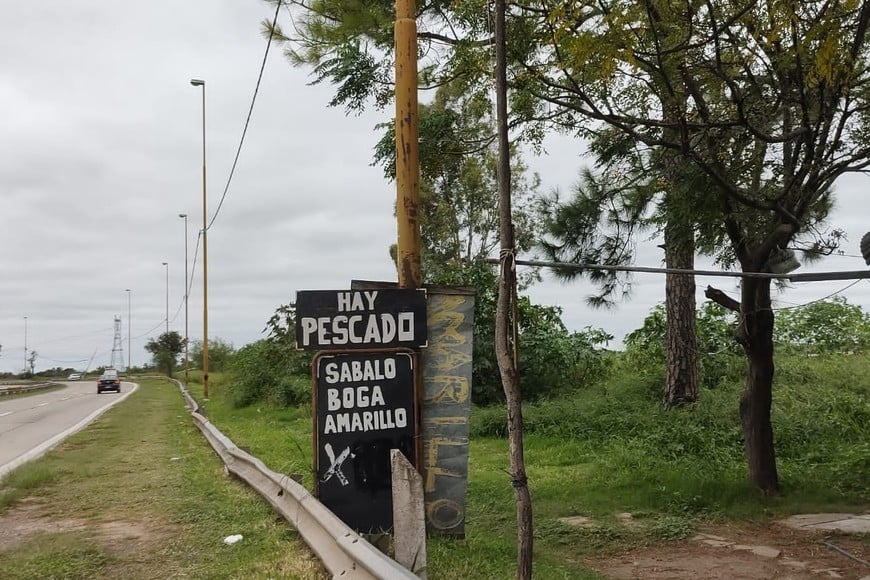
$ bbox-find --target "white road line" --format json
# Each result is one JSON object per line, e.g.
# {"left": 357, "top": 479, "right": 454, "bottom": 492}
{"left": 37, "top": 402, "right": 49, "bottom": 407}
{"left": 0, "top": 411, "right": 13, "bottom": 417}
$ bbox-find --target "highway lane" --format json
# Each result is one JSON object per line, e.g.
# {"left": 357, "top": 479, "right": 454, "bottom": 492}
{"left": 0, "top": 380, "right": 137, "bottom": 477}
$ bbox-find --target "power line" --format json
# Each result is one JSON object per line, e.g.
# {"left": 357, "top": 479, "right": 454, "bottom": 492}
{"left": 26, "top": 327, "right": 113, "bottom": 347}
{"left": 207, "top": 0, "right": 282, "bottom": 231}
{"left": 772, "top": 279, "right": 863, "bottom": 312}
{"left": 133, "top": 318, "right": 168, "bottom": 341}
{"left": 187, "top": 230, "right": 201, "bottom": 299}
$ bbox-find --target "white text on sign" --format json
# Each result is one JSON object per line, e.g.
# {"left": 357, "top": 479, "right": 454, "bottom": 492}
{"left": 299, "top": 292, "right": 418, "bottom": 348}
{"left": 321, "top": 355, "right": 410, "bottom": 435}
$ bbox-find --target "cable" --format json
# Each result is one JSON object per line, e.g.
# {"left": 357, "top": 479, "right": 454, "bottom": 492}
{"left": 207, "top": 0, "right": 282, "bottom": 231}
{"left": 20, "top": 327, "right": 113, "bottom": 347}
{"left": 133, "top": 319, "right": 168, "bottom": 341}
{"left": 187, "top": 231, "right": 201, "bottom": 299}
{"left": 772, "top": 279, "right": 862, "bottom": 312}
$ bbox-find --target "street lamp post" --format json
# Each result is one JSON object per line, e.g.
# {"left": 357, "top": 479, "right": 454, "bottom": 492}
{"left": 179, "top": 213, "right": 189, "bottom": 384}
{"left": 23, "top": 316, "right": 27, "bottom": 377}
{"left": 126, "top": 289, "right": 132, "bottom": 371}
{"left": 190, "top": 77, "right": 209, "bottom": 398}
{"left": 162, "top": 262, "right": 169, "bottom": 334}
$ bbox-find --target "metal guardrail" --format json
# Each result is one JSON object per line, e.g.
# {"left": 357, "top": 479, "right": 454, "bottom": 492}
{"left": 0, "top": 382, "right": 56, "bottom": 396}
{"left": 174, "top": 381, "right": 417, "bottom": 580}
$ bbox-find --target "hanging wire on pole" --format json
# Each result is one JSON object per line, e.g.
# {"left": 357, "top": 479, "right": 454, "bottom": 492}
{"left": 206, "top": 0, "right": 282, "bottom": 231}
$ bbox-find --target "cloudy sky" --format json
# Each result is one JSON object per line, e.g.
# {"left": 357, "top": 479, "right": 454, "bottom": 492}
{"left": 2, "top": 1, "right": 869, "bottom": 374}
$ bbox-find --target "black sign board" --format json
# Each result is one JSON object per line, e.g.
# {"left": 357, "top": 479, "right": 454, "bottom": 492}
{"left": 314, "top": 351, "right": 417, "bottom": 533}
{"left": 295, "top": 289, "right": 427, "bottom": 350}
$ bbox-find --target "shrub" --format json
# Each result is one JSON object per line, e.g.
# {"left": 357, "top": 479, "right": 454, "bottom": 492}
{"left": 624, "top": 301, "right": 744, "bottom": 390}
{"left": 226, "top": 340, "right": 311, "bottom": 408}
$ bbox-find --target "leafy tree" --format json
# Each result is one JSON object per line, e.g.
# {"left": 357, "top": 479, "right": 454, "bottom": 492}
{"left": 263, "top": 302, "right": 317, "bottom": 375}
{"left": 540, "top": 156, "right": 703, "bottom": 407}
{"left": 227, "top": 339, "right": 311, "bottom": 407}
{"left": 269, "top": 3, "right": 616, "bottom": 411}
{"left": 267, "top": 0, "right": 498, "bottom": 116}
{"left": 429, "top": 260, "right": 612, "bottom": 404}
{"left": 626, "top": 301, "right": 743, "bottom": 393}
{"left": 373, "top": 80, "right": 542, "bottom": 284}
{"left": 270, "top": 0, "right": 870, "bottom": 491}
{"left": 226, "top": 303, "right": 314, "bottom": 407}
{"left": 272, "top": 0, "right": 702, "bottom": 409}
{"left": 776, "top": 297, "right": 870, "bottom": 354}
{"left": 516, "top": 0, "right": 870, "bottom": 493}
{"left": 145, "top": 332, "right": 184, "bottom": 377}
{"left": 518, "top": 300, "right": 613, "bottom": 399}
{"left": 189, "top": 338, "right": 236, "bottom": 373}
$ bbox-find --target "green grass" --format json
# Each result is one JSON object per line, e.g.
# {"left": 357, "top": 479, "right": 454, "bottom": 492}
{"left": 0, "top": 533, "right": 110, "bottom": 579}
{"left": 0, "top": 378, "right": 326, "bottom": 579}
{"left": 201, "top": 352, "right": 870, "bottom": 578}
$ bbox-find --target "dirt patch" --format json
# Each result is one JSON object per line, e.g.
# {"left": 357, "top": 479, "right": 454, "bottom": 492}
{"left": 96, "top": 517, "right": 174, "bottom": 556}
{"left": 0, "top": 497, "right": 173, "bottom": 557}
{"left": 588, "top": 521, "right": 870, "bottom": 579}
{"left": 0, "top": 499, "right": 88, "bottom": 551}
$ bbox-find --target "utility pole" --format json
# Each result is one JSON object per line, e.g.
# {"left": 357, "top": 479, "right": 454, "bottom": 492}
{"left": 179, "top": 213, "right": 190, "bottom": 384}
{"left": 162, "top": 262, "right": 169, "bottom": 334}
{"left": 23, "top": 316, "right": 27, "bottom": 377}
{"left": 190, "top": 78, "right": 209, "bottom": 398}
{"left": 394, "top": 0, "right": 421, "bottom": 289}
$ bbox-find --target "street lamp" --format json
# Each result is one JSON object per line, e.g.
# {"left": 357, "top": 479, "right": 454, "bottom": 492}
{"left": 126, "top": 289, "right": 132, "bottom": 371}
{"left": 190, "top": 77, "right": 209, "bottom": 398}
{"left": 23, "top": 316, "right": 27, "bottom": 377}
{"left": 179, "top": 213, "right": 189, "bottom": 384}
{"left": 162, "top": 262, "right": 169, "bottom": 334}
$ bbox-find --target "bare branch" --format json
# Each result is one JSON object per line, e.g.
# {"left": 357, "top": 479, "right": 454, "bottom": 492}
{"left": 705, "top": 285, "right": 741, "bottom": 312}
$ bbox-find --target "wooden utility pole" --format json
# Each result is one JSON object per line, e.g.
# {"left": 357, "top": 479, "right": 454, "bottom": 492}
{"left": 493, "top": 0, "right": 533, "bottom": 577}
{"left": 395, "top": 0, "right": 422, "bottom": 289}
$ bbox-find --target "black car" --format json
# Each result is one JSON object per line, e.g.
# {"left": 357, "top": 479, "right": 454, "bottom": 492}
{"left": 97, "top": 369, "right": 121, "bottom": 393}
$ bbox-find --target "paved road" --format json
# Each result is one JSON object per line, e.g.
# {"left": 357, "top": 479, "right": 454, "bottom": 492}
{"left": 0, "top": 380, "right": 137, "bottom": 477}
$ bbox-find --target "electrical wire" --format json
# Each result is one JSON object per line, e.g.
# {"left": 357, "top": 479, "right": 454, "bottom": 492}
{"left": 133, "top": 319, "right": 168, "bottom": 341}
{"left": 206, "top": 0, "right": 282, "bottom": 231}
{"left": 165, "top": 229, "right": 203, "bottom": 329}
{"left": 187, "top": 231, "right": 201, "bottom": 300}
{"left": 772, "top": 279, "right": 863, "bottom": 312}
{"left": 39, "top": 357, "right": 91, "bottom": 364}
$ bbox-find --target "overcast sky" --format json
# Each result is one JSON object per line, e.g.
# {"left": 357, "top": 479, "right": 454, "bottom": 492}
{"left": 2, "top": 1, "right": 869, "bottom": 374}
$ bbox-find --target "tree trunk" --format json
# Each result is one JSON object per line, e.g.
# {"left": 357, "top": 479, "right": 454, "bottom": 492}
{"left": 658, "top": 75, "right": 700, "bottom": 408}
{"left": 494, "top": 0, "right": 533, "bottom": 575}
{"left": 737, "top": 277, "right": 780, "bottom": 493}
{"left": 496, "top": 273, "right": 534, "bottom": 577}
{"left": 664, "top": 219, "right": 699, "bottom": 406}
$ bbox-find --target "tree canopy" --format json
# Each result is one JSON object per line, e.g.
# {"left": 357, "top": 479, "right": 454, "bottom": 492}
{"left": 267, "top": 0, "right": 870, "bottom": 492}
{"left": 145, "top": 332, "right": 184, "bottom": 377}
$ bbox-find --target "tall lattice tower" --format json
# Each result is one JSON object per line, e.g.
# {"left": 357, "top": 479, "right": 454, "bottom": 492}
{"left": 110, "top": 316, "right": 125, "bottom": 370}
